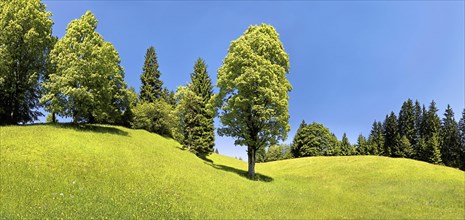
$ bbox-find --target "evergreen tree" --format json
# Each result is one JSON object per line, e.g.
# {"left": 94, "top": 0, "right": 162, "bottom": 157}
{"left": 367, "top": 121, "right": 384, "bottom": 155}
{"left": 340, "top": 133, "right": 354, "bottom": 156}
{"left": 426, "top": 132, "right": 442, "bottom": 164}
{"left": 399, "top": 135, "right": 414, "bottom": 158}
{"left": 413, "top": 100, "right": 423, "bottom": 159}
{"left": 172, "top": 58, "right": 215, "bottom": 156}
{"left": 458, "top": 109, "right": 465, "bottom": 170}
{"left": 41, "top": 11, "right": 127, "bottom": 123}
{"left": 440, "top": 105, "right": 461, "bottom": 168}
{"left": 383, "top": 112, "right": 400, "bottom": 157}
{"left": 139, "top": 46, "right": 163, "bottom": 103}
{"left": 398, "top": 99, "right": 415, "bottom": 145}
{"left": 0, "top": 0, "right": 54, "bottom": 124}
{"left": 356, "top": 134, "right": 368, "bottom": 155}
{"left": 421, "top": 101, "right": 442, "bottom": 162}
{"left": 291, "top": 120, "right": 307, "bottom": 158}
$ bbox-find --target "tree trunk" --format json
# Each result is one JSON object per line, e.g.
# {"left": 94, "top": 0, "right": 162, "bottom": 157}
{"left": 247, "top": 146, "right": 256, "bottom": 179}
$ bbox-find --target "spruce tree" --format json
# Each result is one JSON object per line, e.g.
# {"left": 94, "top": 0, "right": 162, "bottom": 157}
{"left": 399, "top": 135, "right": 414, "bottom": 158}
{"left": 173, "top": 58, "right": 214, "bottom": 156}
{"left": 383, "top": 112, "right": 400, "bottom": 157}
{"left": 340, "top": 133, "right": 354, "bottom": 156}
{"left": 291, "top": 120, "right": 307, "bottom": 158}
{"left": 140, "top": 46, "right": 163, "bottom": 103}
{"left": 356, "top": 134, "right": 368, "bottom": 155}
{"left": 412, "top": 100, "right": 423, "bottom": 159}
{"left": 421, "top": 101, "right": 442, "bottom": 162}
{"left": 458, "top": 109, "right": 465, "bottom": 170}
{"left": 440, "top": 105, "right": 461, "bottom": 168}
{"left": 398, "top": 99, "right": 415, "bottom": 144}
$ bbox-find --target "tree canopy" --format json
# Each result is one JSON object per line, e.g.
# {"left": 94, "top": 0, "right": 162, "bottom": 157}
{"left": 216, "top": 24, "right": 292, "bottom": 178}
{"left": 0, "top": 0, "right": 54, "bottom": 124}
{"left": 41, "top": 11, "right": 127, "bottom": 123}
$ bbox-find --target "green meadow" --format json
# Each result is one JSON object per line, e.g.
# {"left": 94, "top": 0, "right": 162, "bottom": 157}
{"left": 1, "top": 124, "right": 464, "bottom": 219}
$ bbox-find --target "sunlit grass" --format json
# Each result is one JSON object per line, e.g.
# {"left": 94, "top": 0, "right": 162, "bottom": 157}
{"left": 1, "top": 124, "right": 464, "bottom": 218}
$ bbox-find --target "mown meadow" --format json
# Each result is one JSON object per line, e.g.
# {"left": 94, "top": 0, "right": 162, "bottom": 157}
{"left": 1, "top": 124, "right": 463, "bottom": 219}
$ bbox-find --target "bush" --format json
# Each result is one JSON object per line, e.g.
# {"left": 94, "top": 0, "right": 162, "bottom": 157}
{"left": 131, "top": 100, "right": 174, "bottom": 137}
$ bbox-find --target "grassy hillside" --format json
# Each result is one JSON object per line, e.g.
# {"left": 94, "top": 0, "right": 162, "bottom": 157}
{"left": 1, "top": 124, "right": 464, "bottom": 219}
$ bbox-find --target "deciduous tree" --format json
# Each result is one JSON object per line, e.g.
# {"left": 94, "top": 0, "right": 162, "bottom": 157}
{"left": 41, "top": 11, "right": 127, "bottom": 123}
{"left": 0, "top": 0, "right": 54, "bottom": 124}
{"left": 216, "top": 24, "right": 292, "bottom": 178}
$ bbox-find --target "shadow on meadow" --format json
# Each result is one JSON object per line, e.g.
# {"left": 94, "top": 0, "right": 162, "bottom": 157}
{"left": 201, "top": 156, "right": 273, "bottom": 182}
{"left": 49, "top": 123, "right": 129, "bottom": 136}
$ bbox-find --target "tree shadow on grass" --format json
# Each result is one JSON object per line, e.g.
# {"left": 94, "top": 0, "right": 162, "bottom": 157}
{"left": 204, "top": 161, "right": 273, "bottom": 182}
{"left": 50, "top": 123, "right": 129, "bottom": 136}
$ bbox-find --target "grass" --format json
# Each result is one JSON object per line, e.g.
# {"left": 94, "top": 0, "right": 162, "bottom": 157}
{"left": 1, "top": 124, "right": 464, "bottom": 219}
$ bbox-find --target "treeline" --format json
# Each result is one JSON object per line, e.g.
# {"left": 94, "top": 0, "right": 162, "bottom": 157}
{"left": 285, "top": 99, "right": 465, "bottom": 170}
{"left": 0, "top": 2, "right": 214, "bottom": 157}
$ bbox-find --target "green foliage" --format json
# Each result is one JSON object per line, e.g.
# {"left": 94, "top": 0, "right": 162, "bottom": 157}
{"left": 265, "top": 144, "right": 291, "bottom": 162}
{"left": 368, "top": 121, "right": 383, "bottom": 155}
{"left": 426, "top": 133, "right": 442, "bottom": 164}
{"left": 2, "top": 125, "right": 464, "bottom": 218}
{"left": 340, "top": 133, "right": 355, "bottom": 156}
{"left": 383, "top": 112, "right": 400, "bottom": 157}
{"left": 398, "top": 99, "right": 416, "bottom": 144}
{"left": 356, "top": 134, "right": 369, "bottom": 155}
{"left": 458, "top": 110, "right": 465, "bottom": 170}
{"left": 131, "top": 100, "right": 173, "bottom": 137}
{"left": 45, "top": 113, "right": 57, "bottom": 123}
{"left": 291, "top": 122, "right": 339, "bottom": 157}
{"left": 440, "top": 105, "right": 461, "bottom": 168}
{"left": 0, "top": 0, "right": 54, "bottom": 124}
{"left": 399, "top": 135, "right": 414, "bottom": 158}
{"left": 139, "top": 46, "right": 163, "bottom": 103}
{"left": 216, "top": 24, "right": 291, "bottom": 178}
{"left": 172, "top": 58, "right": 215, "bottom": 156}
{"left": 41, "top": 11, "right": 127, "bottom": 124}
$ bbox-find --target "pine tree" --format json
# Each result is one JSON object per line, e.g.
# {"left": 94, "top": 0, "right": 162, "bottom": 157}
{"left": 139, "top": 46, "right": 163, "bottom": 103}
{"left": 398, "top": 99, "right": 415, "bottom": 145}
{"left": 399, "top": 135, "right": 414, "bottom": 158}
{"left": 458, "top": 109, "right": 465, "bottom": 170}
{"left": 340, "top": 133, "right": 354, "bottom": 156}
{"left": 412, "top": 100, "right": 423, "bottom": 159}
{"left": 291, "top": 120, "right": 307, "bottom": 158}
{"left": 383, "top": 112, "right": 400, "bottom": 157}
{"left": 440, "top": 105, "right": 461, "bottom": 168}
{"left": 172, "top": 58, "right": 215, "bottom": 156}
{"left": 421, "top": 101, "right": 442, "bottom": 162}
{"left": 356, "top": 134, "right": 368, "bottom": 155}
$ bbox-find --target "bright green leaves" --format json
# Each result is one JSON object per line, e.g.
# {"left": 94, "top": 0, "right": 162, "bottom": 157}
{"left": 41, "top": 11, "right": 127, "bottom": 123}
{"left": 0, "top": 0, "right": 54, "bottom": 124}
{"left": 217, "top": 24, "right": 291, "bottom": 150}
{"left": 173, "top": 58, "right": 215, "bottom": 156}
{"left": 216, "top": 24, "right": 291, "bottom": 177}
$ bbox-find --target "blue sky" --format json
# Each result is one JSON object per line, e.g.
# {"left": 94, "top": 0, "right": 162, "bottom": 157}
{"left": 42, "top": 1, "right": 464, "bottom": 159}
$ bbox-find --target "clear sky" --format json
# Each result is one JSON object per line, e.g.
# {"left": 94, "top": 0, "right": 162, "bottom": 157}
{"left": 42, "top": 1, "right": 464, "bottom": 160}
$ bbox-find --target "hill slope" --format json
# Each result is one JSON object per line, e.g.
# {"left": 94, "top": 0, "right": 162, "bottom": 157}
{"left": 1, "top": 124, "right": 464, "bottom": 219}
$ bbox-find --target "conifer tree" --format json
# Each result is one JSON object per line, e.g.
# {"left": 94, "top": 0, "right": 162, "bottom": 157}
{"left": 356, "top": 134, "right": 368, "bottom": 155}
{"left": 399, "top": 135, "right": 414, "bottom": 158}
{"left": 421, "top": 101, "right": 442, "bottom": 162}
{"left": 413, "top": 100, "right": 423, "bottom": 158}
{"left": 440, "top": 105, "right": 461, "bottom": 168}
{"left": 383, "top": 112, "right": 400, "bottom": 157}
{"left": 368, "top": 121, "right": 384, "bottom": 155}
{"left": 173, "top": 58, "right": 215, "bottom": 156}
{"left": 340, "top": 133, "right": 354, "bottom": 156}
{"left": 291, "top": 120, "right": 307, "bottom": 158}
{"left": 458, "top": 109, "right": 465, "bottom": 170}
{"left": 398, "top": 99, "right": 415, "bottom": 144}
{"left": 140, "top": 46, "right": 163, "bottom": 103}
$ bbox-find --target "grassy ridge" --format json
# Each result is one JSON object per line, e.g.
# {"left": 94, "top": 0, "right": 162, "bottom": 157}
{"left": 1, "top": 124, "right": 464, "bottom": 219}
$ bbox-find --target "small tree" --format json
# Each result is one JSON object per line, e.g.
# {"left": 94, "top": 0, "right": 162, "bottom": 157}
{"left": 216, "top": 24, "right": 291, "bottom": 178}
{"left": 340, "top": 133, "right": 354, "bottom": 156}
{"left": 291, "top": 122, "right": 339, "bottom": 157}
